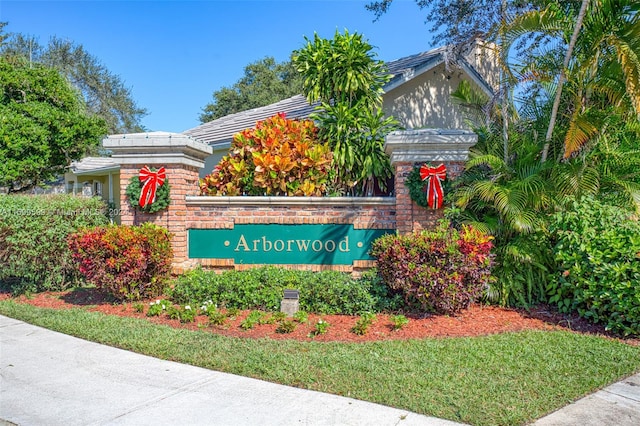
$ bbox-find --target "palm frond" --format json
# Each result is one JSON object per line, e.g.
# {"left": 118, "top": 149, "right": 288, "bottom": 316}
{"left": 563, "top": 109, "right": 599, "bottom": 158}
{"left": 553, "top": 161, "right": 600, "bottom": 200}
{"left": 466, "top": 153, "right": 506, "bottom": 172}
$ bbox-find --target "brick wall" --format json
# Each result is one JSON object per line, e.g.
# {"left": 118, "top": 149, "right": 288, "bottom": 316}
{"left": 119, "top": 161, "right": 463, "bottom": 275}
{"left": 181, "top": 197, "right": 396, "bottom": 275}
{"left": 107, "top": 130, "right": 474, "bottom": 275}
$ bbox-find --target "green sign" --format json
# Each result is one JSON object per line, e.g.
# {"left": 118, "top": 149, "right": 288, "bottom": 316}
{"left": 189, "top": 224, "right": 393, "bottom": 265}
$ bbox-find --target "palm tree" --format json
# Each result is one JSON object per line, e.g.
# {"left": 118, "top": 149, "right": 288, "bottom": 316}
{"left": 504, "top": 0, "right": 640, "bottom": 160}
{"left": 542, "top": 0, "right": 590, "bottom": 162}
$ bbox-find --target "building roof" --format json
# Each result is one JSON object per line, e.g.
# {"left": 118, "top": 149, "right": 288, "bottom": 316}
{"left": 184, "top": 95, "right": 317, "bottom": 149}
{"left": 68, "top": 156, "right": 119, "bottom": 176}
{"left": 184, "top": 45, "right": 494, "bottom": 147}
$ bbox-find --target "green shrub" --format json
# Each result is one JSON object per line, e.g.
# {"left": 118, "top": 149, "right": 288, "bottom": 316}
{"left": 351, "top": 312, "right": 376, "bottom": 335}
{"left": 390, "top": 314, "right": 409, "bottom": 330}
{"left": 147, "top": 299, "right": 171, "bottom": 317}
{"left": 309, "top": 319, "right": 330, "bottom": 337}
{"left": 68, "top": 223, "right": 173, "bottom": 301}
{"left": 177, "top": 304, "right": 197, "bottom": 323}
{"left": 169, "top": 266, "right": 403, "bottom": 315}
{"left": 371, "top": 221, "right": 494, "bottom": 315}
{"left": 271, "top": 311, "right": 287, "bottom": 322}
{"left": 170, "top": 266, "right": 292, "bottom": 311}
{"left": 0, "top": 194, "right": 109, "bottom": 293}
{"left": 240, "top": 310, "right": 264, "bottom": 330}
{"left": 292, "top": 310, "right": 308, "bottom": 323}
{"left": 548, "top": 197, "right": 640, "bottom": 336}
{"left": 276, "top": 320, "right": 297, "bottom": 334}
{"left": 207, "top": 310, "right": 227, "bottom": 326}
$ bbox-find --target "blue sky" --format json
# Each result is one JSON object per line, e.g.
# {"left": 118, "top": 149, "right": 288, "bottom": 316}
{"left": 1, "top": 0, "right": 436, "bottom": 133}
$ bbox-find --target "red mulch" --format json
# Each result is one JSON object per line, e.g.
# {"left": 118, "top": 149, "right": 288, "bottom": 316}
{"left": 1, "top": 287, "right": 636, "bottom": 344}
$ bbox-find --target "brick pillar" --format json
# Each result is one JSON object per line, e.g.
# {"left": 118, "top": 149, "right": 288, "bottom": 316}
{"left": 385, "top": 129, "right": 478, "bottom": 234}
{"left": 394, "top": 162, "right": 414, "bottom": 235}
{"left": 103, "top": 132, "right": 212, "bottom": 270}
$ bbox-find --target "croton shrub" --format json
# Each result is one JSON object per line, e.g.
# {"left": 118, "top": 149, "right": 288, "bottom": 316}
{"left": 68, "top": 223, "right": 173, "bottom": 301}
{"left": 371, "top": 221, "right": 494, "bottom": 315}
{"left": 199, "top": 113, "right": 333, "bottom": 196}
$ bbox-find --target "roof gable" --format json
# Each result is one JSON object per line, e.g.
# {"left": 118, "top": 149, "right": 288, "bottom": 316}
{"left": 384, "top": 47, "right": 493, "bottom": 97}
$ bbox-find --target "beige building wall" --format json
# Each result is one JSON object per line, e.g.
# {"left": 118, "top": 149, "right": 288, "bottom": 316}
{"left": 463, "top": 41, "right": 500, "bottom": 90}
{"left": 383, "top": 62, "right": 485, "bottom": 130}
{"left": 383, "top": 40, "right": 499, "bottom": 131}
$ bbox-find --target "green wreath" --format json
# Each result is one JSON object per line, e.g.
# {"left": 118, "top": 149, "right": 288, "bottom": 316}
{"left": 125, "top": 173, "right": 171, "bottom": 213}
{"left": 405, "top": 164, "right": 450, "bottom": 209}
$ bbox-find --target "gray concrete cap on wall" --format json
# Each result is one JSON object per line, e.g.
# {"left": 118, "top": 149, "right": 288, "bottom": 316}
{"left": 102, "top": 132, "right": 213, "bottom": 169}
{"left": 384, "top": 129, "right": 478, "bottom": 164}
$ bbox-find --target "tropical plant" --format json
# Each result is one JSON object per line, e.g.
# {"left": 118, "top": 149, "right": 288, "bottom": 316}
{"left": 314, "top": 102, "right": 399, "bottom": 194}
{"left": 199, "top": 113, "right": 333, "bottom": 196}
{"left": 371, "top": 221, "right": 494, "bottom": 315}
{"left": 293, "top": 30, "right": 400, "bottom": 195}
{"left": 445, "top": 121, "right": 554, "bottom": 306}
{"left": 294, "top": 30, "right": 388, "bottom": 107}
{"left": 504, "top": 0, "right": 640, "bottom": 160}
{"left": 68, "top": 223, "right": 173, "bottom": 301}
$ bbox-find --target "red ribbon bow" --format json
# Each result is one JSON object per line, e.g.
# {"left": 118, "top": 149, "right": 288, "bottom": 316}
{"left": 419, "top": 164, "right": 447, "bottom": 209}
{"left": 139, "top": 166, "right": 166, "bottom": 208}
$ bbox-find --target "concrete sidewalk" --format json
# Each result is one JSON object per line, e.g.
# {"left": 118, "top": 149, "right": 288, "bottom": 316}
{"left": 531, "top": 374, "right": 640, "bottom": 426}
{"left": 0, "top": 315, "right": 461, "bottom": 426}
{"left": 1, "top": 314, "right": 640, "bottom": 426}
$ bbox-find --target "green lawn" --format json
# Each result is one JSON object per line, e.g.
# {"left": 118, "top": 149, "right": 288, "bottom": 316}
{"left": 1, "top": 300, "right": 639, "bottom": 426}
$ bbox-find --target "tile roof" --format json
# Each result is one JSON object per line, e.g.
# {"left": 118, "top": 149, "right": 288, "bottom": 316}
{"left": 183, "top": 95, "right": 317, "bottom": 148}
{"left": 68, "top": 156, "right": 119, "bottom": 175}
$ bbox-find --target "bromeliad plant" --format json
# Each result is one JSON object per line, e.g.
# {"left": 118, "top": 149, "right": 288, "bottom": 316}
{"left": 200, "top": 113, "right": 333, "bottom": 196}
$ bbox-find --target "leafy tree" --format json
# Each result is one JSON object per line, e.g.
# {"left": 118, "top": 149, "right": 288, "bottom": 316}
{"left": 366, "top": 0, "right": 537, "bottom": 47}
{"left": 0, "top": 22, "right": 9, "bottom": 46}
{"left": 0, "top": 57, "right": 107, "bottom": 192}
{"left": 199, "top": 56, "right": 303, "bottom": 123}
{"left": 293, "top": 30, "right": 400, "bottom": 195}
{"left": 1, "top": 30, "right": 147, "bottom": 133}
